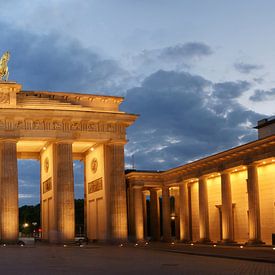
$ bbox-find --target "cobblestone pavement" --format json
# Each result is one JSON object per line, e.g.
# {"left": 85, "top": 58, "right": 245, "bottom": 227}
{"left": 0, "top": 243, "right": 274, "bottom": 274}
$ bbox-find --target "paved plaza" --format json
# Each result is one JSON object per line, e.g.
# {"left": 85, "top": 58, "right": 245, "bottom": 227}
{"left": 0, "top": 243, "right": 275, "bottom": 274}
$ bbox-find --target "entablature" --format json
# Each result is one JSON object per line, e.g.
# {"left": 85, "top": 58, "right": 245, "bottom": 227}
{"left": 126, "top": 135, "right": 275, "bottom": 187}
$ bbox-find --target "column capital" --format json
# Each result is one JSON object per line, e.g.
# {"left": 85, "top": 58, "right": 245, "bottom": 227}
{"left": 0, "top": 138, "right": 19, "bottom": 143}
{"left": 149, "top": 187, "right": 161, "bottom": 192}
{"left": 105, "top": 139, "right": 127, "bottom": 146}
{"left": 198, "top": 175, "right": 208, "bottom": 181}
{"left": 220, "top": 169, "right": 231, "bottom": 175}
{"left": 180, "top": 179, "right": 190, "bottom": 185}
{"left": 54, "top": 139, "right": 74, "bottom": 145}
{"left": 246, "top": 162, "right": 258, "bottom": 168}
{"left": 132, "top": 185, "right": 144, "bottom": 190}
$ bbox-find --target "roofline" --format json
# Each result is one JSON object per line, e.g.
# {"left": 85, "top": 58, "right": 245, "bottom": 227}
{"left": 126, "top": 135, "right": 275, "bottom": 178}
{"left": 254, "top": 117, "right": 275, "bottom": 129}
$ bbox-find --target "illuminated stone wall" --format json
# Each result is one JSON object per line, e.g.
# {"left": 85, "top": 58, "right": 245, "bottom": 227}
{"left": 231, "top": 170, "right": 249, "bottom": 243}
{"left": 40, "top": 144, "right": 55, "bottom": 241}
{"left": 85, "top": 145, "right": 107, "bottom": 241}
{"left": 207, "top": 176, "right": 221, "bottom": 242}
{"left": 190, "top": 182, "right": 199, "bottom": 242}
{"left": 258, "top": 163, "right": 275, "bottom": 244}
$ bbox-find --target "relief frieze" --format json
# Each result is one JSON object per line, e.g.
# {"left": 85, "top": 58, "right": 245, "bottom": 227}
{"left": 0, "top": 118, "right": 125, "bottom": 135}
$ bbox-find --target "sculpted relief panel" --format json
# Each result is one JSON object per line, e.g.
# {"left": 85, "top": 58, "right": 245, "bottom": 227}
{"left": 0, "top": 92, "right": 10, "bottom": 104}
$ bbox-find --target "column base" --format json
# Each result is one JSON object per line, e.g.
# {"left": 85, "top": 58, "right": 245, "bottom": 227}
{"left": 180, "top": 239, "right": 192, "bottom": 243}
{"left": 197, "top": 238, "right": 212, "bottom": 244}
{"left": 162, "top": 237, "right": 172, "bottom": 243}
{"left": 218, "top": 239, "right": 237, "bottom": 245}
{"left": 246, "top": 239, "right": 265, "bottom": 246}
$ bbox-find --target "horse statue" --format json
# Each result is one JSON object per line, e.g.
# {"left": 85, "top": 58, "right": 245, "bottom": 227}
{"left": 0, "top": 51, "right": 10, "bottom": 81}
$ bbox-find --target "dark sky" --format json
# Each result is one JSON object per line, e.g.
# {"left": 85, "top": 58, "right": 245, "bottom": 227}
{"left": 0, "top": 1, "right": 274, "bottom": 205}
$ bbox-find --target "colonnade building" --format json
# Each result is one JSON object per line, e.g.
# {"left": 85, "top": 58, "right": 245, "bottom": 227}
{"left": 126, "top": 117, "right": 275, "bottom": 245}
{"left": 0, "top": 80, "right": 274, "bottom": 246}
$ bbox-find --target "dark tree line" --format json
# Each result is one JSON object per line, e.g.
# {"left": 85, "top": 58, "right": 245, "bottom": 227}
{"left": 19, "top": 199, "right": 84, "bottom": 236}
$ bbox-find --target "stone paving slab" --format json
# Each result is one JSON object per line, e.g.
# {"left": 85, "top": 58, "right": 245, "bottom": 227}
{"left": 0, "top": 243, "right": 274, "bottom": 274}
{"left": 141, "top": 242, "right": 275, "bottom": 264}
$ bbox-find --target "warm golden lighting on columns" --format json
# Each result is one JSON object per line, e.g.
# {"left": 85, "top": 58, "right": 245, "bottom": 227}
{"left": 54, "top": 142, "right": 75, "bottom": 242}
{"left": 247, "top": 163, "right": 263, "bottom": 244}
{"left": 221, "top": 171, "right": 234, "bottom": 243}
{"left": 150, "top": 188, "right": 160, "bottom": 241}
{"left": 179, "top": 181, "right": 190, "bottom": 242}
{"left": 198, "top": 176, "right": 211, "bottom": 243}
{"left": 162, "top": 186, "right": 171, "bottom": 242}
{"left": 142, "top": 190, "right": 148, "bottom": 239}
{"left": 104, "top": 143, "right": 128, "bottom": 241}
{"left": 133, "top": 186, "right": 144, "bottom": 241}
{"left": 0, "top": 140, "right": 19, "bottom": 242}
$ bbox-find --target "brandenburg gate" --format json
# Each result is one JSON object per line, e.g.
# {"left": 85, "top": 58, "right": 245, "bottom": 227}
{"left": 0, "top": 81, "right": 137, "bottom": 243}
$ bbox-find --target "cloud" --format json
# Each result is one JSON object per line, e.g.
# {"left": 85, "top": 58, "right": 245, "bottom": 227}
{"left": 122, "top": 70, "right": 263, "bottom": 170}
{"left": 212, "top": 81, "right": 251, "bottom": 99}
{"left": 234, "top": 62, "right": 263, "bottom": 74}
{"left": 19, "top": 194, "right": 38, "bottom": 199}
{"left": 159, "top": 42, "right": 213, "bottom": 60}
{"left": 0, "top": 22, "right": 129, "bottom": 95}
{"left": 249, "top": 89, "right": 275, "bottom": 102}
{"left": 126, "top": 42, "right": 213, "bottom": 76}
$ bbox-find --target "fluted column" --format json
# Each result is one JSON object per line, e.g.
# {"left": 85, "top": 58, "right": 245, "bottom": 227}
{"left": 162, "top": 186, "right": 171, "bottom": 242}
{"left": 104, "top": 143, "right": 128, "bottom": 241}
{"left": 54, "top": 142, "right": 75, "bottom": 242}
{"left": 133, "top": 187, "right": 144, "bottom": 241}
{"left": 179, "top": 182, "right": 190, "bottom": 242}
{"left": 128, "top": 185, "right": 135, "bottom": 241}
{"left": 198, "top": 176, "right": 210, "bottom": 242}
{"left": 150, "top": 188, "right": 160, "bottom": 241}
{"left": 142, "top": 191, "right": 148, "bottom": 239}
{"left": 221, "top": 171, "right": 234, "bottom": 243}
{"left": 247, "top": 163, "right": 263, "bottom": 244}
{"left": 174, "top": 190, "right": 180, "bottom": 239}
{"left": 0, "top": 141, "right": 18, "bottom": 242}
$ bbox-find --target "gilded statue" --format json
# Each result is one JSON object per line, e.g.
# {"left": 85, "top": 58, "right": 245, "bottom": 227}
{"left": 0, "top": 51, "right": 10, "bottom": 81}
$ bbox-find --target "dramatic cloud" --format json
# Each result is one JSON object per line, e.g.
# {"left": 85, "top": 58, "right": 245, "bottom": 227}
{"left": 126, "top": 42, "right": 213, "bottom": 76}
{"left": 159, "top": 42, "right": 213, "bottom": 60}
{"left": 250, "top": 89, "right": 275, "bottom": 102}
{"left": 123, "top": 70, "right": 263, "bottom": 170}
{"left": 0, "top": 22, "right": 130, "bottom": 95}
{"left": 234, "top": 62, "right": 263, "bottom": 74}
{"left": 213, "top": 81, "right": 251, "bottom": 99}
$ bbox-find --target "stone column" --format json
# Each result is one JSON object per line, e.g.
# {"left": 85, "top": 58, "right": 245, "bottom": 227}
{"left": 179, "top": 182, "right": 190, "bottom": 242}
{"left": 133, "top": 187, "right": 144, "bottom": 241}
{"left": 198, "top": 176, "right": 210, "bottom": 243}
{"left": 221, "top": 171, "right": 234, "bottom": 243}
{"left": 162, "top": 186, "right": 171, "bottom": 242}
{"left": 0, "top": 141, "right": 18, "bottom": 242}
{"left": 247, "top": 163, "right": 263, "bottom": 244}
{"left": 83, "top": 160, "right": 87, "bottom": 236}
{"left": 142, "top": 191, "right": 148, "bottom": 239}
{"left": 174, "top": 189, "right": 180, "bottom": 239}
{"left": 54, "top": 142, "right": 75, "bottom": 242}
{"left": 150, "top": 188, "right": 160, "bottom": 241}
{"left": 104, "top": 143, "right": 128, "bottom": 241}
{"left": 127, "top": 185, "right": 135, "bottom": 241}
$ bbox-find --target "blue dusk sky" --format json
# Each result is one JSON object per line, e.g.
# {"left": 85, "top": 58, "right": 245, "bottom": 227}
{"left": 0, "top": 0, "right": 274, "bottom": 205}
